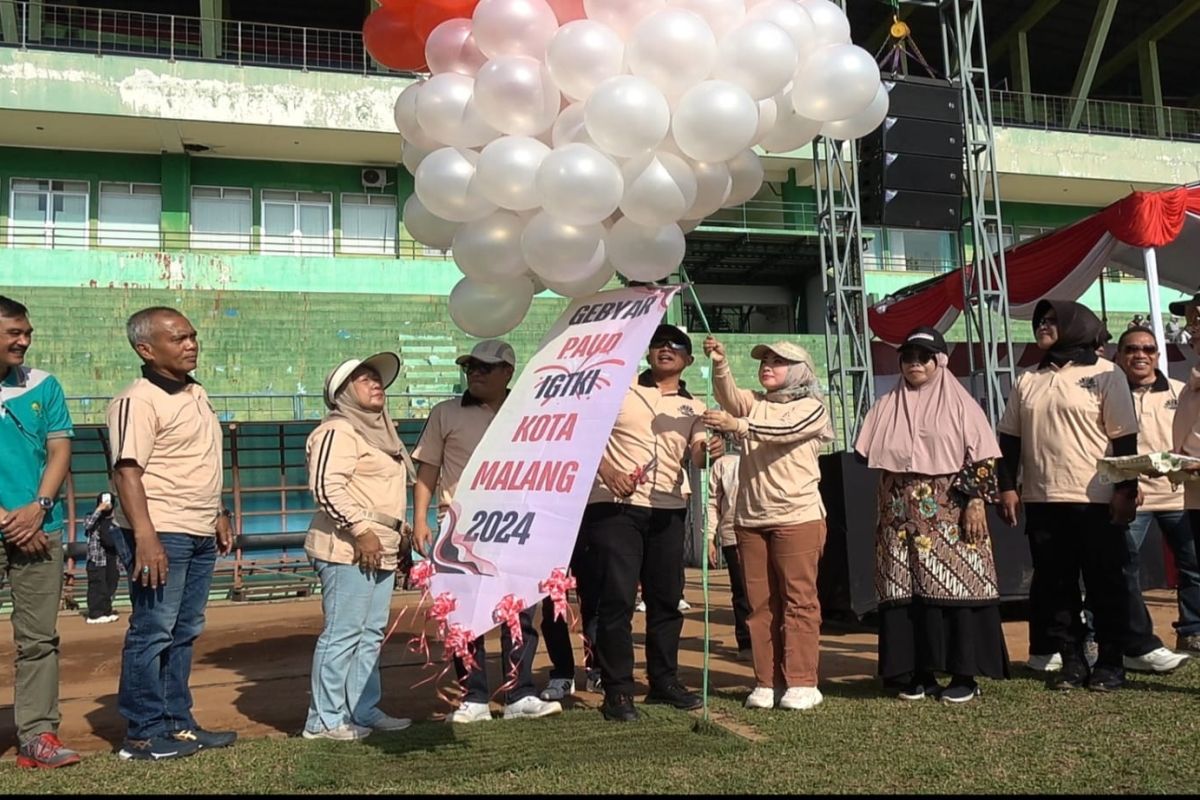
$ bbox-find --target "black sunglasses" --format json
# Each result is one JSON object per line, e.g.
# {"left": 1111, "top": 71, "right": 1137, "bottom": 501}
{"left": 462, "top": 360, "right": 499, "bottom": 375}
{"left": 1121, "top": 344, "right": 1158, "bottom": 356}
{"left": 649, "top": 339, "right": 689, "bottom": 353}
{"left": 899, "top": 349, "right": 935, "bottom": 365}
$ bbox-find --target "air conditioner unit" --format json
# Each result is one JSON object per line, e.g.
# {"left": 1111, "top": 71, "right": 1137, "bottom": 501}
{"left": 361, "top": 168, "right": 387, "bottom": 189}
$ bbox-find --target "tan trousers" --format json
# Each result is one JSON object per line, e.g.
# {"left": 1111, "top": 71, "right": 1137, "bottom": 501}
{"left": 736, "top": 520, "right": 826, "bottom": 689}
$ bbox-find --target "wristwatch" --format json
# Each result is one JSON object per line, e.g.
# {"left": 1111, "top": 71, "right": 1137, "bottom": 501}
{"left": 36, "top": 496, "right": 53, "bottom": 513}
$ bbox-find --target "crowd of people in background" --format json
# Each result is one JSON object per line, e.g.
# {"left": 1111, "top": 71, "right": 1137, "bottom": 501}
{"left": 4, "top": 288, "right": 1200, "bottom": 767}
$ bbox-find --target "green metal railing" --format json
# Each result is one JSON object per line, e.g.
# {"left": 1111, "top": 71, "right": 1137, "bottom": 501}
{"left": 989, "top": 88, "right": 1200, "bottom": 142}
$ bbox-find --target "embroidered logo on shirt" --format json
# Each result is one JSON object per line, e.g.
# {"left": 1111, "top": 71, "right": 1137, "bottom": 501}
{"left": 30, "top": 402, "right": 41, "bottom": 417}
{"left": 1166, "top": 398, "right": 1179, "bottom": 410}
{"left": 1077, "top": 376, "right": 1099, "bottom": 391}
{"left": 678, "top": 404, "right": 696, "bottom": 416}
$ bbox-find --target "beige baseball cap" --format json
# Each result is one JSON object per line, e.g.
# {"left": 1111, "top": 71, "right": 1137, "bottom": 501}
{"left": 750, "top": 340, "right": 815, "bottom": 365}
{"left": 455, "top": 339, "right": 517, "bottom": 368}
{"left": 323, "top": 352, "right": 400, "bottom": 409}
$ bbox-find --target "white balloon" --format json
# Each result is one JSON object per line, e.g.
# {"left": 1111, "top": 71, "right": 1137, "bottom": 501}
{"left": 551, "top": 102, "right": 596, "bottom": 147}
{"left": 820, "top": 83, "right": 890, "bottom": 140}
{"left": 678, "top": 217, "right": 702, "bottom": 233}
{"left": 671, "top": 80, "right": 758, "bottom": 163}
{"left": 542, "top": 261, "right": 615, "bottom": 297}
{"left": 425, "top": 19, "right": 488, "bottom": 77}
{"left": 402, "top": 139, "right": 435, "bottom": 175}
{"left": 686, "top": 159, "right": 732, "bottom": 218}
{"left": 619, "top": 151, "right": 698, "bottom": 227}
{"left": 626, "top": 9, "right": 717, "bottom": 102}
{"left": 403, "top": 194, "right": 459, "bottom": 250}
{"left": 724, "top": 149, "right": 764, "bottom": 207}
{"left": 393, "top": 81, "right": 424, "bottom": 142}
{"left": 525, "top": 271, "right": 548, "bottom": 294}
{"left": 751, "top": 97, "right": 778, "bottom": 146}
{"left": 414, "top": 147, "right": 497, "bottom": 223}
{"left": 713, "top": 21, "right": 797, "bottom": 100}
{"left": 472, "top": 0, "right": 559, "bottom": 59}
{"left": 448, "top": 276, "right": 535, "bottom": 338}
{"left": 536, "top": 143, "right": 624, "bottom": 225}
{"left": 747, "top": 0, "right": 817, "bottom": 50}
{"left": 799, "top": 0, "right": 852, "bottom": 45}
{"left": 452, "top": 211, "right": 529, "bottom": 281}
{"left": 667, "top": 0, "right": 744, "bottom": 33}
{"left": 476, "top": 136, "right": 551, "bottom": 210}
{"left": 759, "top": 86, "right": 822, "bottom": 153}
{"left": 546, "top": 20, "right": 625, "bottom": 103}
{"left": 474, "top": 56, "right": 561, "bottom": 136}
{"left": 607, "top": 218, "right": 685, "bottom": 282}
{"left": 415, "top": 73, "right": 499, "bottom": 148}
{"left": 584, "top": 76, "right": 672, "bottom": 158}
{"left": 793, "top": 44, "right": 880, "bottom": 122}
{"left": 583, "top": 0, "right": 667, "bottom": 38}
{"left": 522, "top": 211, "right": 607, "bottom": 282}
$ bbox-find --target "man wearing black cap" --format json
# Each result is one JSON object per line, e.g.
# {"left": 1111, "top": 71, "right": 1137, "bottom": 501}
{"left": 581, "top": 323, "right": 720, "bottom": 721}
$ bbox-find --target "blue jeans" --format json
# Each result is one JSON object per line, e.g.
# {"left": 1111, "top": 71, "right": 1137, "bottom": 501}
{"left": 305, "top": 560, "right": 395, "bottom": 733}
{"left": 1127, "top": 510, "right": 1200, "bottom": 643}
{"left": 113, "top": 530, "right": 216, "bottom": 740}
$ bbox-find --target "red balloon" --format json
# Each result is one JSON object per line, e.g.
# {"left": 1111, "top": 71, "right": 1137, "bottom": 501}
{"left": 412, "top": 0, "right": 480, "bottom": 41}
{"left": 363, "top": 7, "right": 427, "bottom": 71}
{"left": 546, "top": 0, "right": 585, "bottom": 24}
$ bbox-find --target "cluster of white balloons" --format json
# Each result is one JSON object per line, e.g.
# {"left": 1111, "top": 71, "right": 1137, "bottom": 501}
{"left": 395, "top": 0, "right": 888, "bottom": 337}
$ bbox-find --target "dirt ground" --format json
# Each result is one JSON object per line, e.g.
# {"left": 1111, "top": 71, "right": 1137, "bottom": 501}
{"left": 0, "top": 570, "right": 1186, "bottom": 758}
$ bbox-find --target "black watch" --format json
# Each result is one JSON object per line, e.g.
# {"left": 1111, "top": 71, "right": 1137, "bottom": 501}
{"left": 36, "top": 496, "right": 53, "bottom": 513}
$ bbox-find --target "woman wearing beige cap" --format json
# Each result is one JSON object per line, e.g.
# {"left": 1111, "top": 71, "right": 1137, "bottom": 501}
{"left": 302, "top": 353, "right": 416, "bottom": 741}
{"left": 702, "top": 336, "right": 834, "bottom": 711}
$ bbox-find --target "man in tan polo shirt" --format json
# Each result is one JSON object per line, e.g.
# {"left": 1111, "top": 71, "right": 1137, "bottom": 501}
{"left": 412, "top": 339, "right": 561, "bottom": 723}
{"left": 583, "top": 324, "right": 719, "bottom": 722}
{"left": 106, "top": 307, "right": 235, "bottom": 761}
{"left": 1115, "top": 327, "right": 1198, "bottom": 665}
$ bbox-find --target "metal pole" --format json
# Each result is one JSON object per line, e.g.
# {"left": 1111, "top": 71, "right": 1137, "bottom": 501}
{"left": 96, "top": 7, "right": 102, "bottom": 55}
{"left": 169, "top": 14, "right": 175, "bottom": 61}
{"left": 1144, "top": 247, "right": 1169, "bottom": 375}
{"left": 302, "top": 27, "right": 308, "bottom": 72}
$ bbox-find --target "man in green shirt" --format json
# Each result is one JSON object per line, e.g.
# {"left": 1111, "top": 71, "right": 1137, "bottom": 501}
{"left": 0, "top": 295, "right": 79, "bottom": 769}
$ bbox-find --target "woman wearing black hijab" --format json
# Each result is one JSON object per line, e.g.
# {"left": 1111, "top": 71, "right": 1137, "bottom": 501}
{"left": 995, "top": 299, "right": 1140, "bottom": 692}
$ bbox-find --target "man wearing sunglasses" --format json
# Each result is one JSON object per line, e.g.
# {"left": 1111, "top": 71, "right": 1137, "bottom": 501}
{"left": 1115, "top": 326, "right": 1199, "bottom": 665}
{"left": 580, "top": 323, "right": 722, "bottom": 722}
{"left": 411, "top": 339, "right": 562, "bottom": 723}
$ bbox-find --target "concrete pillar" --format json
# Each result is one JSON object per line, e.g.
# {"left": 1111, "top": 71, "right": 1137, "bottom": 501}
{"left": 200, "top": 0, "right": 224, "bottom": 60}
{"left": 28, "top": 0, "right": 42, "bottom": 43}
{"left": 160, "top": 153, "right": 191, "bottom": 250}
{"left": 0, "top": 0, "right": 18, "bottom": 44}
{"left": 1138, "top": 40, "right": 1165, "bottom": 138}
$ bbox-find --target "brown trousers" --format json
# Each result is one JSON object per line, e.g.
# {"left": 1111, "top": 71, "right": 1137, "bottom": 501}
{"left": 736, "top": 520, "right": 826, "bottom": 689}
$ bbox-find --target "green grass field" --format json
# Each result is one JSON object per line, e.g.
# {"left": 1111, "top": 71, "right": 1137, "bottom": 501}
{"left": 5, "top": 665, "right": 1200, "bottom": 794}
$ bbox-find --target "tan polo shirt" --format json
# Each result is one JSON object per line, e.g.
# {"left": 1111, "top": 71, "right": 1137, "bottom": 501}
{"left": 996, "top": 358, "right": 1139, "bottom": 504}
{"left": 305, "top": 418, "right": 407, "bottom": 570}
{"left": 107, "top": 369, "right": 223, "bottom": 536}
{"left": 1172, "top": 366, "right": 1200, "bottom": 510}
{"left": 706, "top": 453, "right": 739, "bottom": 547}
{"left": 589, "top": 371, "right": 707, "bottom": 510}
{"left": 412, "top": 392, "right": 498, "bottom": 508}
{"left": 712, "top": 359, "right": 833, "bottom": 527}
{"left": 1128, "top": 374, "right": 1185, "bottom": 512}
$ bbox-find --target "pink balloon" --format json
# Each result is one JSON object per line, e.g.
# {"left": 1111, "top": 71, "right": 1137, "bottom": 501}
{"left": 425, "top": 18, "right": 488, "bottom": 76}
{"left": 546, "top": 0, "right": 586, "bottom": 23}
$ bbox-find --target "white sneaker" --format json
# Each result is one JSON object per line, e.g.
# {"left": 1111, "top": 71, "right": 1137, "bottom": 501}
{"left": 677, "top": 598, "right": 691, "bottom": 612}
{"left": 503, "top": 695, "right": 563, "bottom": 720}
{"left": 302, "top": 723, "right": 371, "bottom": 741}
{"left": 447, "top": 701, "right": 493, "bottom": 724}
{"left": 778, "top": 687, "right": 823, "bottom": 711}
{"left": 1026, "top": 653, "right": 1063, "bottom": 672}
{"left": 744, "top": 687, "right": 774, "bottom": 709}
{"left": 364, "top": 713, "right": 412, "bottom": 732}
{"left": 635, "top": 599, "right": 647, "bottom": 613}
{"left": 540, "top": 678, "right": 575, "bottom": 701}
{"left": 1124, "top": 646, "right": 1189, "bottom": 673}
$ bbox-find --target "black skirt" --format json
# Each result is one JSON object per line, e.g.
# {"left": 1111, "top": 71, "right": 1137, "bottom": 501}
{"left": 877, "top": 601, "right": 1011, "bottom": 680}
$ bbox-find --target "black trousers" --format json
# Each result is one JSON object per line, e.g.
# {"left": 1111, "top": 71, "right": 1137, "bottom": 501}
{"left": 454, "top": 607, "right": 539, "bottom": 704}
{"left": 722, "top": 544, "right": 752, "bottom": 651}
{"left": 86, "top": 549, "right": 120, "bottom": 618}
{"left": 542, "top": 534, "right": 599, "bottom": 680}
{"left": 578, "top": 503, "right": 686, "bottom": 696}
{"left": 1024, "top": 502, "right": 1132, "bottom": 671}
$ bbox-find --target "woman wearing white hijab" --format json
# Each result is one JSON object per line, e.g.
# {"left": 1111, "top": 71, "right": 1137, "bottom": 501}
{"left": 302, "top": 353, "right": 416, "bottom": 741}
{"left": 855, "top": 327, "right": 1009, "bottom": 704}
{"left": 703, "top": 336, "right": 834, "bottom": 711}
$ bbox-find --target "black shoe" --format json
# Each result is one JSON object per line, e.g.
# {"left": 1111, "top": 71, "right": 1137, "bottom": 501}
{"left": 170, "top": 727, "right": 237, "bottom": 750}
{"left": 1087, "top": 667, "right": 1125, "bottom": 693}
{"left": 118, "top": 735, "right": 202, "bottom": 761}
{"left": 1051, "top": 659, "right": 1089, "bottom": 691}
{"left": 601, "top": 693, "right": 639, "bottom": 722}
{"left": 645, "top": 681, "right": 703, "bottom": 711}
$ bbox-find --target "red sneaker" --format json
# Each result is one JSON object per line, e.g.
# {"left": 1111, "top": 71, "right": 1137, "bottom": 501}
{"left": 17, "top": 732, "right": 82, "bottom": 769}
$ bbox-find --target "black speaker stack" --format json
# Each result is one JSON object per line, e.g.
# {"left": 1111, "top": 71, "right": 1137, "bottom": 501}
{"left": 860, "top": 75, "right": 965, "bottom": 231}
